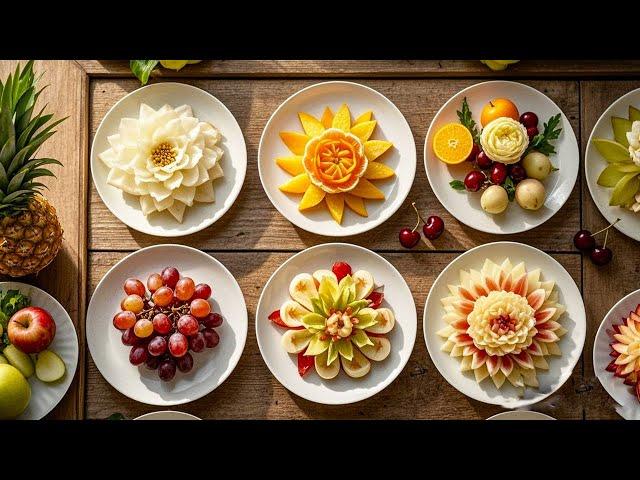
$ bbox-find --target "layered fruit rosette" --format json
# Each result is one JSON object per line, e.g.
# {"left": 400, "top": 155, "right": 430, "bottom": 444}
{"left": 437, "top": 258, "right": 567, "bottom": 390}
{"left": 269, "top": 261, "right": 394, "bottom": 379}
{"left": 605, "top": 303, "right": 640, "bottom": 403}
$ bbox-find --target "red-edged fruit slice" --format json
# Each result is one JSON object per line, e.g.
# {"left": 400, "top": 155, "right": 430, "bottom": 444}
{"left": 269, "top": 310, "right": 304, "bottom": 329}
{"left": 297, "top": 350, "right": 314, "bottom": 377}
{"left": 367, "top": 291, "right": 384, "bottom": 309}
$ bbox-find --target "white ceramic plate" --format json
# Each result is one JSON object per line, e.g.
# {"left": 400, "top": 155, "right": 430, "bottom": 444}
{"left": 86, "top": 245, "right": 248, "bottom": 406}
{"left": 487, "top": 410, "right": 555, "bottom": 420}
{"left": 585, "top": 87, "right": 640, "bottom": 242}
{"left": 424, "top": 81, "right": 579, "bottom": 234}
{"left": 258, "top": 81, "right": 416, "bottom": 236}
{"left": 423, "top": 242, "right": 586, "bottom": 408}
{"left": 91, "top": 82, "right": 247, "bottom": 237}
{"left": 256, "top": 243, "right": 417, "bottom": 404}
{"left": 593, "top": 288, "right": 640, "bottom": 409}
{"left": 135, "top": 410, "right": 200, "bottom": 420}
{"left": 0, "top": 282, "right": 79, "bottom": 420}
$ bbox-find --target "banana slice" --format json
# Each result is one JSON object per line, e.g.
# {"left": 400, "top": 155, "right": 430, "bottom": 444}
{"left": 364, "top": 307, "right": 395, "bottom": 334}
{"left": 352, "top": 270, "right": 374, "bottom": 300}
{"left": 341, "top": 348, "right": 371, "bottom": 378}
{"left": 312, "top": 269, "right": 337, "bottom": 286}
{"left": 289, "top": 273, "right": 318, "bottom": 311}
{"left": 314, "top": 350, "right": 340, "bottom": 379}
{"left": 281, "top": 329, "right": 314, "bottom": 354}
{"left": 359, "top": 336, "right": 391, "bottom": 362}
{"left": 279, "top": 300, "right": 309, "bottom": 327}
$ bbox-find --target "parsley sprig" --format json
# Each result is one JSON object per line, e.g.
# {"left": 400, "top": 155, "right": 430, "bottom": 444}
{"left": 526, "top": 113, "right": 562, "bottom": 155}
{"left": 456, "top": 97, "right": 480, "bottom": 144}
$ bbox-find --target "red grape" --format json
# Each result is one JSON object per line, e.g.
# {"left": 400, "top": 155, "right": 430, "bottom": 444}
{"left": 490, "top": 163, "right": 508, "bottom": 185}
{"left": 194, "top": 283, "right": 212, "bottom": 300}
{"left": 202, "top": 312, "right": 223, "bottom": 329}
{"left": 176, "top": 352, "right": 194, "bottom": 373}
{"left": 190, "top": 298, "right": 211, "bottom": 318}
{"left": 189, "top": 332, "right": 206, "bottom": 353}
{"left": 121, "top": 294, "right": 144, "bottom": 314}
{"left": 177, "top": 314, "right": 199, "bottom": 336}
{"left": 113, "top": 310, "right": 136, "bottom": 330}
{"left": 147, "top": 273, "right": 163, "bottom": 292}
{"left": 124, "top": 278, "right": 145, "bottom": 297}
{"left": 526, "top": 126, "right": 539, "bottom": 140}
{"left": 168, "top": 332, "right": 188, "bottom": 357}
{"left": 152, "top": 313, "right": 172, "bottom": 335}
{"left": 519, "top": 111, "right": 538, "bottom": 128}
{"left": 145, "top": 356, "right": 160, "bottom": 370}
{"left": 476, "top": 151, "right": 493, "bottom": 169}
{"left": 161, "top": 267, "right": 180, "bottom": 289}
{"left": 158, "top": 358, "right": 176, "bottom": 381}
{"left": 121, "top": 327, "right": 139, "bottom": 346}
{"left": 508, "top": 164, "right": 527, "bottom": 183}
{"left": 175, "top": 277, "right": 196, "bottom": 301}
{"left": 203, "top": 329, "right": 220, "bottom": 348}
{"left": 465, "top": 143, "right": 480, "bottom": 163}
{"left": 148, "top": 336, "right": 167, "bottom": 357}
{"left": 129, "top": 345, "right": 147, "bottom": 365}
{"left": 152, "top": 286, "right": 173, "bottom": 307}
{"left": 134, "top": 319, "right": 153, "bottom": 338}
{"left": 464, "top": 170, "right": 486, "bottom": 192}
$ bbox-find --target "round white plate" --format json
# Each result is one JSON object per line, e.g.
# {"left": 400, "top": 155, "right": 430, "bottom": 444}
{"left": 256, "top": 243, "right": 417, "bottom": 404}
{"left": 585, "top": 87, "right": 640, "bottom": 242}
{"left": 91, "top": 82, "right": 247, "bottom": 237}
{"left": 135, "top": 410, "right": 200, "bottom": 420}
{"left": 0, "top": 282, "right": 79, "bottom": 420}
{"left": 258, "top": 81, "right": 416, "bottom": 237}
{"left": 424, "top": 81, "right": 579, "bottom": 234}
{"left": 86, "top": 245, "right": 248, "bottom": 406}
{"left": 593, "top": 288, "right": 640, "bottom": 409}
{"left": 423, "top": 242, "right": 586, "bottom": 408}
{"left": 487, "top": 410, "right": 555, "bottom": 420}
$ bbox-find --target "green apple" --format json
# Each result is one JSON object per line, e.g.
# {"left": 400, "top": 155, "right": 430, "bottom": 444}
{"left": 0, "top": 364, "right": 30, "bottom": 419}
{"left": 3, "top": 344, "right": 34, "bottom": 378}
{"left": 35, "top": 350, "right": 66, "bottom": 383}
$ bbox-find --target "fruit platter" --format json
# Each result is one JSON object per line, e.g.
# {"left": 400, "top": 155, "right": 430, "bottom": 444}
{"left": 425, "top": 81, "right": 579, "bottom": 235}
{"left": 86, "top": 244, "right": 247, "bottom": 405}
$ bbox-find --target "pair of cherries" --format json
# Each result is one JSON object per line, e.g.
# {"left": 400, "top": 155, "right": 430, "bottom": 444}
{"left": 573, "top": 218, "right": 620, "bottom": 266}
{"left": 399, "top": 202, "right": 444, "bottom": 248}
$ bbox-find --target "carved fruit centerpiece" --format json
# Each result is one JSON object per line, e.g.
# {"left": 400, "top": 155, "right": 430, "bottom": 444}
{"left": 437, "top": 258, "right": 567, "bottom": 391}
{"left": 605, "top": 303, "right": 640, "bottom": 403}
{"left": 268, "top": 261, "right": 393, "bottom": 379}
{"left": 277, "top": 104, "right": 395, "bottom": 224}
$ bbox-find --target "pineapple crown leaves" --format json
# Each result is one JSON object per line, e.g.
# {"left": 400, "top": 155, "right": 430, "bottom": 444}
{"left": 0, "top": 61, "right": 65, "bottom": 215}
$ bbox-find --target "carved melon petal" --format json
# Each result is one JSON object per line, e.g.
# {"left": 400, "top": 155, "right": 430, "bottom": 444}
{"left": 276, "top": 156, "right": 305, "bottom": 176}
{"left": 279, "top": 173, "right": 311, "bottom": 193}
{"left": 349, "top": 178, "right": 385, "bottom": 199}
{"left": 298, "top": 112, "right": 325, "bottom": 138}
{"left": 280, "top": 131, "right": 310, "bottom": 155}
{"left": 320, "top": 107, "right": 334, "bottom": 129}
{"left": 364, "top": 140, "right": 393, "bottom": 161}
{"left": 350, "top": 120, "right": 377, "bottom": 142}
{"left": 344, "top": 193, "right": 368, "bottom": 217}
{"left": 331, "top": 104, "right": 351, "bottom": 131}
{"left": 364, "top": 162, "right": 395, "bottom": 180}
{"left": 298, "top": 184, "right": 326, "bottom": 210}
{"left": 325, "top": 193, "right": 345, "bottom": 224}
{"left": 527, "top": 288, "right": 546, "bottom": 311}
{"left": 354, "top": 110, "right": 372, "bottom": 125}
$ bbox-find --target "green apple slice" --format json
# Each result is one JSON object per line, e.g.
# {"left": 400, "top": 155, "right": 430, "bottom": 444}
{"left": 35, "top": 350, "right": 66, "bottom": 383}
{"left": 630, "top": 106, "right": 640, "bottom": 122}
{"left": 305, "top": 332, "right": 330, "bottom": 356}
{"left": 0, "top": 354, "right": 7, "bottom": 365}
{"left": 598, "top": 165, "right": 628, "bottom": 187}
{"left": 3, "top": 344, "right": 34, "bottom": 378}
{"left": 611, "top": 117, "right": 632, "bottom": 147}
{"left": 592, "top": 138, "right": 631, "bottom": 163}
{"left": 610, "top": 173, "right": 640, "bottom": 206}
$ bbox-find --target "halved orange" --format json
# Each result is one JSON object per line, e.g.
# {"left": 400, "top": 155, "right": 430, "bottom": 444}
{"left": 432, "top": 123, "right": 473, "bottom": 165}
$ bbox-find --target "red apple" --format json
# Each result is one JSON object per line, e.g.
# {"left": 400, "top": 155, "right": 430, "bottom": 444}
{"left": 7, "top": 307, "right": 56, "bottom": 354}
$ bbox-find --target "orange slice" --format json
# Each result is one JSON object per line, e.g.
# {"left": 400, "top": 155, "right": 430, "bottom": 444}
{"left": 320, "top": 107, "right": 334, "bottom": 129}
{"left": 345, "top": 193, "right": 368, "bottom": 217}
{"left": 299, "top": 184, "right": 326, "bottom": 210}
{"left": 325, "top": 193, "right": 345, "bottom": 224}
{"left": 276, "top": 156, "right": 305, "bottom": 176}
{"left": 432, "top": 123, "right": 473, "bottom": 165}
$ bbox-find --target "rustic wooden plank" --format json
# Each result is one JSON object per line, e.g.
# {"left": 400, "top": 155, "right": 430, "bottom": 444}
{"left": 86, "top": 251, "right": 583, "bottom": 419}
{"left": 580, "top": 81, "right": 640, "bottom": 420}
{"left": 88, "top": 78, "right": 580, "bottom": 252}
{"left": 0, "top": 61, "right": 88, "bottom": 419}
{"left": 78, "top": 60, "right": 640, "bottom": 79}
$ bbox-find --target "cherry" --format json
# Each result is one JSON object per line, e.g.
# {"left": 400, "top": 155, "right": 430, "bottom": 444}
{"left": 490, "top": 163, "right": 508, "bottom": 185}
{"left": 464, "top": 170, "right": 486, "bottom": 192}
{"left": 399, "top": 202, "right": 422, "bottom": 248}
{"left": 476, "top": 151, "right": 493, "bottom": 169}
{"left": 573, "top": 230, "right": 596, "bottom": 251}
{"left": 508, "top": 164, "right": 527, "bottom": 183}
{"left": 466, "top": 143, "right": 480, "bottom": 163}
{"left": 526, "top": 126, "right": 539, "bottom": 140}
{"left": 423, "top": 216, "right": 444, "bottom": 240}
{"left": 583, "top": 218, "right": 620, "bottom": 266}
{"left": 520, "top": 112, "right": 538, "bottom": 128}
{"left": 591, "top": 247, "right": 612, "bottom": 266}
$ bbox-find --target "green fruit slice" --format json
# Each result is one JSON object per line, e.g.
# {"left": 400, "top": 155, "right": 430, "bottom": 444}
{"left": 612, "top": 163, "right": 640, "bottom": 173}
{"left": 35, "top": 350, "right": 66, "bottom": 383}
{"left": 305, "top": 333, "right": 330, "bottom": 356}
{"left": 3, "top": 345, "right": 34, "bottom": 378}
{"left": 592, "top": 138, "right": 631, "bottom": 163}
{"left": 610, "top": 173, "right": 640, "bottom": 206}
{"left": 598, "top": 165, "right": 628, "bottom": 187}
{"left": 630, "top": 106, "right": 640, "bottom": 122}
{"left": 300, "top": 313, "right": 326, "bottom": 330}
{"left": 0, "top": 354, "right": 7, "bottom": 365}
{"left": 611, "top": 117, "right": 632, "bottom": 147}
{"left": 335, "top": 339, "right": 353, "bottom": 361}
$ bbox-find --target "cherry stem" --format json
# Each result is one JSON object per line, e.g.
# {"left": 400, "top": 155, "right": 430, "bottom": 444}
{"left": 603, "top": 227, "right": 609, "bottom": 249}
{"left": 591, "top": 218, "right": 620, "bottom": 237}
{"left": 411, "top": 202, "right": 425, "bottom": 232}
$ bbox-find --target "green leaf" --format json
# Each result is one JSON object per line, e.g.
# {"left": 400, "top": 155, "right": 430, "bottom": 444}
{"left": 318, "top": 276, "right": 338, "bottom": 305}
{"left": 327, "top": 341, "right": 338, "bottom": 366}
{"left": 1, "top": 189, "right": 35, "bottom": 204}
{"left": 130, "top": 60, "right": 159, "bottom": 85}
{"left": 24, "top": 168, "right": 56, "bottom": 182}
{"left": 526, "top": 113, "right": 562, "bottom": 156}
{"left": 456, "top": 97, "right": 480, "bottom": 144}
{"left": 597, "top": 165, "right": 628, "bottom": 187}
{"left": 300, "top": 313, "right": 326, "bottom": 330}
{"left": 335, "top": 339, "right": 353, "bottom": 361}
{"left": 503, "top": 176, "right": 516, "bottom": 202}
{"left": 450, "top": 179, "right": 465, "bottom": 191}
{"left": 6, "top": 169, "right": 27, "bottom": 193}
{"left": 310, "top": 297, "right": 328, "bottom": 316}
{"left": 347, "top": 299, "right": 369, "bottom": 315}
{"left": 355, "top": 307, "right": 379, "bottom": 329}
{"left": 351, "top": 329, "right": 374, "bottom": 348}
{"left": 305, "top": 332, "right": 330, "bottom": 356}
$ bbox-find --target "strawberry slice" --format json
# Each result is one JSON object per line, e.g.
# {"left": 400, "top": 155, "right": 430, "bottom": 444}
{"left": 297, "top": 350, "right": 314, "bottom": 377}
{"left": 332, "top": 261, "right": 352, "bottom": 281}
{"left": 367, "top": 291, "right": 384, "bottom": 309}
{"left": 605, "top": 359, "right": 618, "bottom": 372}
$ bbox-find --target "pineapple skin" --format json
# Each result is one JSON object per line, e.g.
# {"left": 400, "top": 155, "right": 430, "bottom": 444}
{"left": 0, "top": 195, "right": 63, "bottom": 277}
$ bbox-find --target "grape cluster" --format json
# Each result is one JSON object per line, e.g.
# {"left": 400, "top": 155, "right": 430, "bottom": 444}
{"left": 112, "top": 266, "right": 222, "bottom": 381}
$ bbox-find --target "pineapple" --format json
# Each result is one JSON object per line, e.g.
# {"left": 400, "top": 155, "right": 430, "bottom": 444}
{"left": 0, "top": 61, "right": 64, "bottom": 277}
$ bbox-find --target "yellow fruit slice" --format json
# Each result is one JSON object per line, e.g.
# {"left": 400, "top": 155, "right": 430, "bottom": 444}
{"left": 354, "top": 110, "right": 372, "bottom": 125}
{"left": 279, "top": 173, "right": 311, "bottom": 193}
{"left": 332, "top": 104, "right": 351, "bottom": 131}
{"left": 325, "top": 193, "right": 345, "bottom": 224}
{"left": 349, "top": 178, "right": 385, "bottom": 199}
{"left": 320, "top": 107, "right": 334, "bottom": 129}
{"left": 280, "top": 131, "right": 310, "bottom": 155}
{"left": 298, "top": 112, "right": 325, "bottom": 138}
{"left": 351, "top": 120, "right": 377, "bottom": 142}
{"left": 345, "top": 194, "right": 368, "bottom": 217}
{"left": 364, "top": 162, "right": 395, "bottom": 180}
{"left": 299, "top": 184, "right": 326, "bottom": 210}
{"left": 364, "top": 140, "right": 393, "bottom": 161}
{"left": 276, "top": 156, "right": 305, "bottom": 176}
{"left": 432, "top": 123, "right": 474, "bottom": 165}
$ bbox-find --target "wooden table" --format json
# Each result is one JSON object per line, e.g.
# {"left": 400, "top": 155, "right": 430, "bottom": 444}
{"left": 11, "top": 60, "right": 639, "bottom": 419}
